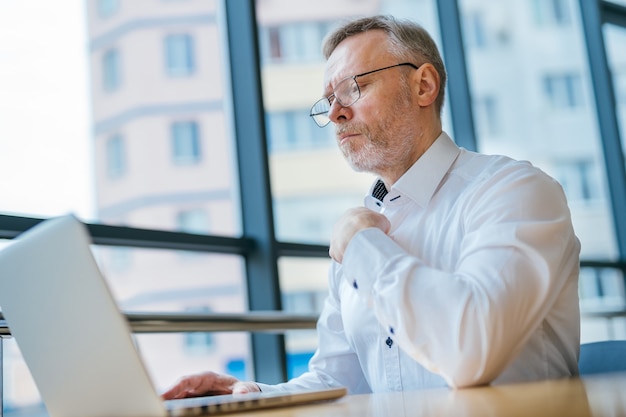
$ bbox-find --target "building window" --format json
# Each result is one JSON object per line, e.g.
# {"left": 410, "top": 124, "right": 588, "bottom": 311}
{"left": 176, "top": 209, "right": 209, "bottom": 258}
{"left": 102, "top": 49, "right": 121, "bottom": 92}
{"left": 183, "top": 306, "right": 215, "bottom": 355}
{"left": 177, "top": 208, "right": 209, "bottom": 234}
{"left": 165, "top": 34, "right": 195, "bottom": 76}
{"left": 542, "top": 73, "right": 584, "bottom": 109}
{"left": 106, "top": 134, "right": 125, "bottom": 178}
{"left": 108, "top": 247, "right": 132, "bottom": 272}
{"left": 464, "top": 11, "right": 488, "bottom": 49}
{"left": 554, "top": 159, "right": 602, "bottom": 203}
{"left": 531, "top": 0, "right": 571, "bottom": 26}
{"left": 273, "top": 194, "right": 360, "bottom": 243}
{"left": 171, "top": 121, "right": 201, "bottom": 165}
{"left": 266, "top": 110, "right": 333, "bottom": 152}
{"left": 475, "top": 95, "right": 500, "bottom": 136}
{"left": 258, "top": 22, "right": 330, "bottom": 64}
{"left": 97, "top": 0, "right": 119, "bottom": 18}
{"left": 268, "top": 27, "right": 281, "bottom": 60}
{"left": 282, "top": 291, "right": 327, "bottom": 314}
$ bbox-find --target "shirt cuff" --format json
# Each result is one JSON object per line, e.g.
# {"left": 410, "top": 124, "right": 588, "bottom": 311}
{"left": 254, "top": 383, "right": 276, "bottom": 393}
{"left": 342, "top": 227, "right": 404, "bottom": 296}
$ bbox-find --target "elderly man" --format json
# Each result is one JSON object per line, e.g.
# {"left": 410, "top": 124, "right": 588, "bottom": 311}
{"left": 162, "top": 14, "right": 580, "bottom": 399}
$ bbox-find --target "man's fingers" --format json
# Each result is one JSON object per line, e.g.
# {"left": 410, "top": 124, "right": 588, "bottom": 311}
{"left": 330, "top": 207, "right": 391, "bottom": 264}
{"left": 161, "top": 372, "right": 240, "bottom": 399}
{"left": 161, "top": 377, "right": 202, "bottom": 399}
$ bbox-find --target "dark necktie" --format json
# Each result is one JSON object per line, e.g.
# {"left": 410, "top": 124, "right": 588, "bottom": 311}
{"left": 372, "top": 179, "right": 388, "bottom": 202}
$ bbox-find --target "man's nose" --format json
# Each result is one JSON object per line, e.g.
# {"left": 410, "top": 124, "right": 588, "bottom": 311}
{"left": 328, "top": 99, "right": 351, "bottom": 124}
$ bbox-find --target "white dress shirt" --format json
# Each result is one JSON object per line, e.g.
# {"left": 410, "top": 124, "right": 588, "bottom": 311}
{"left": 258, "top": 132, "right": 580, "bottom": 394}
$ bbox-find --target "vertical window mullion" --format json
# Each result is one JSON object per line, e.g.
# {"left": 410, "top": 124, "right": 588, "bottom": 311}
{"left": 579, "top": 0, "right": 626, "bottom": 256}
{"left": 223, "top": 0, "right": 287, "bottom": 384}
{"left": 436, "top": 0, "right": 478, "bottom": 151}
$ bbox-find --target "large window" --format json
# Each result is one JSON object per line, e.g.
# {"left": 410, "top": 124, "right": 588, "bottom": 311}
{"left": 460, "top": 0, "right": 626, "bottom": 341}
{"left": 258, "top": 0, "right": 444, "bottom": 378}
{"left": 2, "top": 0, "right": 251, "bottom": 412}
{"left": 2, "top": 1, "right": 626, "bottom": 414}
{"left": 460, "top": 0, "right": 616, "bottom": 262}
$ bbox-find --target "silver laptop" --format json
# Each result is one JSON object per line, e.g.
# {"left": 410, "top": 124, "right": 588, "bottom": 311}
{"left": 0, "top": 214, "right": 346, "bottom": 417}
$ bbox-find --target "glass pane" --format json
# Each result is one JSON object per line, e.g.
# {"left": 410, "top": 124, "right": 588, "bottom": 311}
{"left": 257, "top": 0, "right": 444, "bottom": 380}
{"left": 258, "top": 0, "right": 445, "bottom": 245}
{"left": 136, "top": 332, "right": 253, "bottom": 393}
{"left": 0, "top": 0, "right": 242, "bottom": 237}
{"left": 0, "top": 1, "right": 93, "bottom": 220}
{"left": 88, "top": 1, "right": 241, "bottom": 235}
{"left": 579, "top": 265, "right": 626, "bottom": 341}
{"left": 459, "top": 0, "right": 617, "bottom": 260}
{"left": 0, "top": 1, "right": 252, "bottom": 414}
{"left": 96, "top": 246, "right": 252, "bottom": 392}
{"left": 278, "top": 257, "right": 331, "bottom": 378}
{"left": 458, "top": 0, "right": 624, "bottom": 342}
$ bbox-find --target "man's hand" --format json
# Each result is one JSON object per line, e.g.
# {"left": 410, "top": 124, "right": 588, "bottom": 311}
{"left": 329, "top": 207, "right": 390, "bottom": 263}
{"left": 160, "top": 371, "right": 260, "bottom": 399}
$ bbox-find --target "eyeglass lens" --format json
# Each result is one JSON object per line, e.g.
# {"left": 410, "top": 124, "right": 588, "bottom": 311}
{"left": 309, "top": 77, "right": 361, "bottom": 127}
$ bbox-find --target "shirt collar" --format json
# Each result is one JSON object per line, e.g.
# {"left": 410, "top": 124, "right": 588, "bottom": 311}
{"left": 365, "top": 132, "right": 461, "bottom": 209}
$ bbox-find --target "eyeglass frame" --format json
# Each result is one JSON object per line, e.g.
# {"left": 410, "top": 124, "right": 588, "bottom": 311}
{"left": 309, "top": 62, "right": 419, "bottom": 128}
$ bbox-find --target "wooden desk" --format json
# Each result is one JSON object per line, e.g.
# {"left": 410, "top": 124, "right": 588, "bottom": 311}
{"left": 226, "top": 373, "right": 626, "bottom": 417}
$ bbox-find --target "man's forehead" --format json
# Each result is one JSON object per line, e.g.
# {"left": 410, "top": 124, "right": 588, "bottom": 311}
{"left": 323, "top": 31, "right": 389, "bottom": 88}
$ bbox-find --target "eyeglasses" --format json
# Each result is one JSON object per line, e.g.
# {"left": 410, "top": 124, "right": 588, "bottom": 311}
{"left": 309, "top": 62, "right": 419, "bottom": 128}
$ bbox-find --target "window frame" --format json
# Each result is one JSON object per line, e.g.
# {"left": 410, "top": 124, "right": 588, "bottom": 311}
{"left": 2, "top": 0, "right": 626, "bottom": 387}
{"left": 106, "top": 133, "right": 126, "bottom": 179}
{"left": 165, "top": 33, "right": 196, "bottom": 77}
{"left": 171, "top": 120, "right": 202, "bottom": 165}
{"left": 102, "top": 48, "right": 122, "bottom": 92}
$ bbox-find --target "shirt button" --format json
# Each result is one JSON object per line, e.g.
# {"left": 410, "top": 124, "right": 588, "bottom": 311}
{"left": 352, "top": 280, "right": 358, "bottom": 289}
{"left": 386, "top": 337, "right": 393, "bottom": 348}
{"left": 389, "top": 326, "right": 394, "bottom": 334}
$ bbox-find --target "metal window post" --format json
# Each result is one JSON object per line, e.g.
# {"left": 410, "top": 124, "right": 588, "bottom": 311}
{"left": 221, "top": 0, "right": 287, "bottom": 384}
{"left": 579, "top": 0, "right": 626, "bottom": 258}
{"left": 436, "top": 0, "right": 478, "bottom": 152}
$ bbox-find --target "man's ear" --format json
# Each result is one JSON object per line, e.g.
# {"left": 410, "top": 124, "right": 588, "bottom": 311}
{"left": 413, "top": 63, "right": 440, "bottom": 107}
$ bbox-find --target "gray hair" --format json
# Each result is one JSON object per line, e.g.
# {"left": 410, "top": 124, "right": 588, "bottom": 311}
{"left": 322, "top": 15, "right": 447, "bottom": 116}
